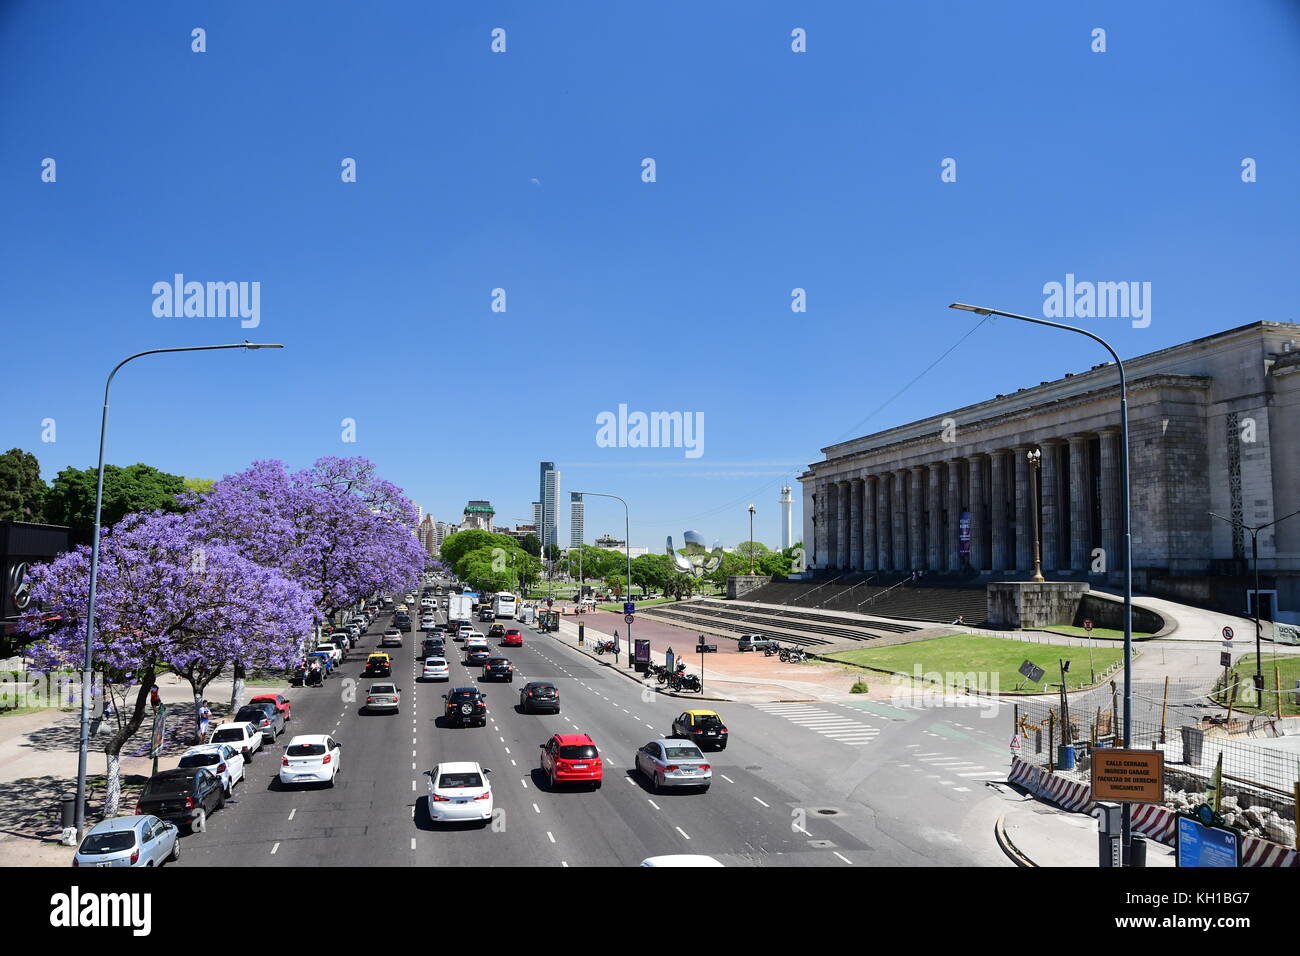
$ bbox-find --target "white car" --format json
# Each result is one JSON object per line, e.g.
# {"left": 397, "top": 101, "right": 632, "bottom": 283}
{"left": 314, "top": 643, "right": 343, "bottom": 666}
{"left": 209, "top": 721, "right": 264, "bottom": 761}
{"left": 73, "top": 815, "right": 180, "bottom": 868}
{"left": 380, "top": 628, "right": 403, "bottom": 648}
{"left": 177, "top": 743, "right": 246, "bottom": 795}
{"left": 420, "top": 657, "right": 450, "bottom": 681}
{"left": 464, "top": 634, "right": 488, "bottom": 650}
{"left": 426, "top": 761, "right": 493, "bottom": 825}
{"left": 279, "top": 734, "right": 341, "bottom": 787}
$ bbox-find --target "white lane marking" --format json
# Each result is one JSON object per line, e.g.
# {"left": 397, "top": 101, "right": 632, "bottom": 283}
{"left": 547, "top": 831, "right": 556, "bottom": 843}
{"left": 833, "top": 851, "right": 852, "bottom": 865}
{"left": 413, "top": 762, "right": 417, "bottom": 770}
{"left": 720, "top": 774, "right": 734, "bottom": 783}
{"left": 521, "top": 778, "right": 528, "bottom": 788}
{"left": 561, "top": 861, "right": 568, "bottom": 867}
{"left": 956, "top": 770, "right": 998, "bottom": 777}
{"left": 511, "top": 759, "right": 517, "bottom": 766}
{"left": 271, "top": 842, "right": 280, "bottom": 854}
{"left": 412, "top": 750, "right": 417, "bottom": 757}
{"left": 411, "top": 780, "right": 416, "bottom": 791}
{"left": 647, "top": 799, "right": 660, "bottom": 810}
{"left": 953, "top": 787, "right": 972, "bottom": 792}
{"left": 753, "top": 796, "right": 769, "bottom": 807}
{"left": 644, "top": 722, "right": 654, "bottom": 729}
{"left": 624, "top": 776, "right": 635, "bottom": 784}
{"left": 533, "top": 803, "right": 541, "bottom": 813}
{"left": 411, "top": 838, "right": 417, "bottom": 850}
{"left": 288, "top": 808, "right": 296, "bottom": 821}
{"left": 675, "top": 826, "right": 691, "bottom": 840}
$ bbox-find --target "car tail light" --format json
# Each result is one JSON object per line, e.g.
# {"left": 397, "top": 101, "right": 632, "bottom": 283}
{"left": 185, "top": 797, "right": 195, "bottom": 809}
{"left": 217, "top": 762, "right": 227, "bottom": 773}
{"left": 719, "top": 728, "right": 728, "bottom": 734}
{"left": 431, "top": 794, "right": 450, "bottom": 802}
{"left": 474, "top": 792, "right": 491, "bottom": 800}
{"left": 72, "top": 857, "right": 80, "bottom": 867}
{"left": 282, "top": 756, "right": 290, "bottom": 766}
{"left": 699, "top": 764, "right": 711, "bottom": 771}
{"left": 261, "top": 719, "right": 270, "bottom": 728}
{"left": 527, "top": 691, "right": 533, "bottom": 696}
{"left": 664, "top": 765, "right": 679, "bottom": 773}
{"left": 366, "top": 697, "right": 373, "bottom": 704}
{"left": 322, "top": 754, "right": 332, "bottom": 764}
{"left": 130, "top": 848, "right": 140, "bottom": 865}
{"left": 134, "top": 802, "right": 143, "bottom": 814}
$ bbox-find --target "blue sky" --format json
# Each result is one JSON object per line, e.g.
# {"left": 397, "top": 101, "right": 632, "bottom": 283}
{"left": 3, "top": 1, "right": 1298, "bottom": 549}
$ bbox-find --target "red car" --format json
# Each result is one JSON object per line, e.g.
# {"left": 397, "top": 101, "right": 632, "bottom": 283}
{"left": 540, "top": 733, "right": 602, "bottom": 790}
{"left": 249, "top": 694, "right": 291, "bottom": 722}
{"left": 502, "top": 629, "right": 523, "bottom": 647}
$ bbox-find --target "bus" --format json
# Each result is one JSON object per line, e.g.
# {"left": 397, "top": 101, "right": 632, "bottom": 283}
{"left": 492, "top": 592, "right": 518, "bottom": 619}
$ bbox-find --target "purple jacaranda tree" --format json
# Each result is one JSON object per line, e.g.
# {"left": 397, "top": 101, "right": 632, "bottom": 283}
{"left": 18, "top": 511, "right": 315, "bottom": 818}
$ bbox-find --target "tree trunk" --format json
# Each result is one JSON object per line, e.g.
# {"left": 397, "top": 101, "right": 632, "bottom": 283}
{"left": 100, "top": 674, "right": 154, "bottom": 819}
{"left": 193, "top": 691, "right": 205, "bottom": 744}
{"left": 103, "top": 752, "right": 122, "bottom": 819}
{"left": 230, "top": 677, "right": 245, "bottom": 713}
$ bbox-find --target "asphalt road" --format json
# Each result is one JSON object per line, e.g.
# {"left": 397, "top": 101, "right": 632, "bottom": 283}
{"left": 176, "top": 592, "right": 1021, "bottom": 866}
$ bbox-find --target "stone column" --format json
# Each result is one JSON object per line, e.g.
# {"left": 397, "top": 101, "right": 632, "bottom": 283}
{"left": 836, "top": 481, "right": 851, "bottom": 571}
{"left": 863, "top": 476, "right": 878, "bottom": 572}
{"left": 827, "top": 480, "right": 840, "bottom": 569}
{"left": 990, "top": 451, "right": 1008, "bottom": 571}
{"left": 1015, "top": 447, "right": 1034, "bottom": 572}
{"left": 892, "top": 469, "right": 908, "bottom": 570}
{"left": 848, "top": 479, "right": 863, "bottom": 571}
{"left": 946, "top": 459, "right": 962, "bottom": 570}
{"left": 877, "top": 474, "right": 892, "bottom": 570}
{"left": 813, "top": 483, "right": 827, "bottom": 569}
{"left": 1098, "top": 429, "right": 1121, "bottom": 576}
{"left": 908, "top": 467, "right": 924, "bottom": 570}
{"left": 1069, "top": 435, "right": 1094, "bottom": 570}
{"left": 928, "top": 464, "right": 943, "bottom": 570}
{"left": 1040, "top": 441, "right": 1061, "bottom": 572}
{"left": 968, "top": 454, "right": 987, "bottom": 571}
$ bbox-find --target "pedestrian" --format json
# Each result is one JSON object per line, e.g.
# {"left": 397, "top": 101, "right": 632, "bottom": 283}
{"left": 149, "top": 683, "right": 161, "bottom": 713}
{"left": 951, "top": 614, "right": 965, "bottom": 626}
{"left": 197, "top": 699, "right": 212, "bottom": 742}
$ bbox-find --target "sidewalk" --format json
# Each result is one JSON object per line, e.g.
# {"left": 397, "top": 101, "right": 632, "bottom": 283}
{"left": 996, "top": 796, "right": 1176, "bottom": 867}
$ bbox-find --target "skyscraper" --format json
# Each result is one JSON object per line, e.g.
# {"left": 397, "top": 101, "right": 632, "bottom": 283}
{"left": 538, "top": 461, "right": 560, "bottom": 551}
{"left": 532, "top": 502, "right": 543, "bottom": 535}
{"left": 570, "top": 492, "right": 585, "bottom": 548}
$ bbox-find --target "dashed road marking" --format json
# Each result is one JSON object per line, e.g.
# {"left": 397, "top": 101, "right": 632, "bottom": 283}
{"left": 547, "top": 831, "right": 556, "bottom": 843}
{"left": 675, "top": 826, "right": 691, "bottom": 840}
{"left": 753, "top": 796, "right": 769, "bottom": 807}
{"left": 288, "top": 808, "right": 296, "bottom": 821}
{"left": 833, "top": 851, "right": 852, "bottom": 865}
{"left": 720, "top": 774, "right": 734, "bottom": 783}
{"left": 271, "top": 842, "right": 280, "bottom": 854}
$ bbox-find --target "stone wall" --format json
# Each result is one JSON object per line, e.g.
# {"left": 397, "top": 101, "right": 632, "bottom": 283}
{"left": 1076, "top": 593, "right": 1165, "bottom": 633}
{"left": 987, "top": 581, "right": 1089, "bottom": 628}
{"left": 727, "top": 575, "right": 772, "bottom": 600}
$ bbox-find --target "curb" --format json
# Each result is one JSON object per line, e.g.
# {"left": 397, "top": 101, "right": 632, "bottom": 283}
{"left": 994, "top": 814, "right": 1037, "bottom": 868}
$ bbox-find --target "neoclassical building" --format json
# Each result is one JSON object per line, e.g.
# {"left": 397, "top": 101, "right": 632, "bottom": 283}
{"left": 799, "top": 321, "right": 1300, "bottom": 623}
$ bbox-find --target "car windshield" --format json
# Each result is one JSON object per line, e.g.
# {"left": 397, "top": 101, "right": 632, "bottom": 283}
{"left": 664, "top": 745, "right": 704, "bottom": 760}
{"left": 286, "top": 743, "right": 326, "bottom": 757}
{"left": 531, "top": 685, "right": 556, "bottom": 696}
{"left": 694, "top": 715, "right": 724, "bottom": 727}
{"left": 141, "top": 775, "right": 194, "bottom": 797}
{"left": 211, "top": 728, "right": 246, "bottom": 743}
{"left": 559, "top": 745, "right": 598, "bottom": 760}
{"left": 437, "top": 772, "right": 484, "bottom": 789}
{"left": 178, "top": 753, "right": 220, "bottom": 768}
{"left": 79, "top": 831, "right": 137, "bottom": 854}
{"left": 371, "top": 685, "right": 396, "bottom": 694}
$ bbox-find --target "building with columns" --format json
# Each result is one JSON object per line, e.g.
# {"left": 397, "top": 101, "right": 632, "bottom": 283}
{"left": 799, "top": 321, "right": 1300, "bottom": 623}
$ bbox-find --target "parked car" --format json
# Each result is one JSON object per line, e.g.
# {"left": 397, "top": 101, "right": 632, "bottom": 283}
{"left": 421, "top": 657, "right": 450, "bottom": 681}
{"left": 73, "top": 815, "right": 180, "bottom": 867}
{"left": 306, "top": 651, "right": 334, "bottom": 676}
{"left": 209, "top": 721, "right": 263, "bottom": 761}
{"left": 737, "top": 634, "right": 776, "bottom": 652}
{"left": 249, "top": 694, "right": 292, "bottom": 722}
{"left": 425, "top": 761, "right": 493, "bottom": 825}
{"left": 314, "top": 643, "right": 343, "bottom": 666}
{"left": 235, "top": 702, "right": 286, "bottom": 742}
{"left": 364, "top": 652, "right": 392, "bottom": 677}
{"left": 670, "top": 710, "right": 729, "bottom": 751}
{"left": 177, "top": 743, "right": 246, "bottom": 795}
{"left": 482, "top": 657, "right": 514, "bottom": 682}
{"left": 134, "top": 767, "right": 225, "bottom": 832}
{"left": 364, "top": 682, "right": 401, "bottom": 714}
{"left": 279, "top": 735, "right": 341, "bottom": 788}
{"left": 501, "top": 629, "right": 523, "bottom": 647}
{"left": 540, "top": 733, "right": 603, "bottom": 790}
{"left": 443, "top": 688, "right": 488, "bottom": 727}
{"left": 519, "top": 681, "right": 560, "bottom": 714}
{"left": 635, "top": 739, "right": 712, "bottom": 792}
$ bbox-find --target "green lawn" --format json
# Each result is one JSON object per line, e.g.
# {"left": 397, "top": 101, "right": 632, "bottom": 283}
{"left": 597, "top": 597, "right": 683, "bottom": 612}
{"left": 1216, "top": 653, "right": 1300, "bottom": 716}
{"left": 827, "top": 634, "right": 1126, "bottom": 692}
{"left": 1046, "top": 625, "right": 1155, "bottom": 639}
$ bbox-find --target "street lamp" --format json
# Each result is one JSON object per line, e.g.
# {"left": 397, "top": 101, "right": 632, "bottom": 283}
{"left": 747, "top": 504, "right": 756, "bottom": 575}
{"left": 74, "top": 342, "right": 283, "bottom": 836}
{"left": 949, "top": 302, "right": 1135, "bottom": 860}
{"left": 1208, "top": 509, "right": 1300, "bottom": 702}
{"left": 573, "top": 491, "right": 631, "bottom": 666}
{"left": 1026, "top": 449, "right": 1045, "bottom": 583}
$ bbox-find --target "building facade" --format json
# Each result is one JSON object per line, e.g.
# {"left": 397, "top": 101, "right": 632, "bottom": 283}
{"left": 570, "top": 492, "right": 585, "bottom": 548}
{"left": 799, "top": 322, "right": 1300, "bottom": 622}
{"left": 462, "top": 500, "right": 495, "bottom": 532}
{"left": 538, "top": 462, "right": 560, "bottom": 551}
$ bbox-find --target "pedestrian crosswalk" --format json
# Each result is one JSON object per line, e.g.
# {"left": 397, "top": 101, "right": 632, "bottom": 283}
{"left": 752, "top": 702, "right": 882, "bottom": 746}
{"left": 900, "top": 745, "right": 1005, "bottom": 785}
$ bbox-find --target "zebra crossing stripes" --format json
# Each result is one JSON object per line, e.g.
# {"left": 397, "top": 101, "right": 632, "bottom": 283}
{"left": 751, "top": 702, "right": 880, "bottom": 746}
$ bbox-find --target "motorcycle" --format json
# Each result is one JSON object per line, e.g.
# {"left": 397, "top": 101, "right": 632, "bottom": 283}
{"left": 764, "top": 644, "right": 782, "bottom": 658}
{"left": 594, "top": 639, "right": 618, "bottom": 655}
{"left": 779, "top": 647, "right": 805, "bottom": 663}
{"left": 671, "top": 673, "right": 701, "bottom": 693}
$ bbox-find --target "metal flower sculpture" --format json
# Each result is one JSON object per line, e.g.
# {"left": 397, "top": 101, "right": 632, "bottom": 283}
{"left": 666, "top": 531, "right": 724, "bottom": 577}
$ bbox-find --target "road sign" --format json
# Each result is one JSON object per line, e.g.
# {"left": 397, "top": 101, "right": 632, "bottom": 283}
{"left": 1083, "top": 619, "right": 1094, "bottom": 632}
{"left": 1009, "top": 734, "right": 1022, "bottom": 752}
{"left": 1091, "top": 748, "right": 1165, "bottom": 803}
{"left": 1222, "top": 626, "right": 1234, "bottom": 641}
{"left": 1220, "top": 651, "right": 1232, "bottom": 668}
{"left": 1018, "top": 660, "right": 1046, "bottom": 683}
{"left": 624, "top": 614, "right": 635, "bottom": 624}
{"left": 1176, "top": 816, "right": 1240, "bottom": 868}
{"left": 624, "top": 602, "right": 636, "bottom": 615}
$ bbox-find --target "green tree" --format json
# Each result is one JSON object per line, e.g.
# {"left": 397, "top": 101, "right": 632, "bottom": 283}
{"left": 182, "top": 477, "right": 216, "bottom": 496}
{"left": 440, "top": 529, "right": 518, "bottom": 570}
{"left": 544, "top": 542, "right": 560, "bottom": 562}
{"left": 0, "top": 448, "right": 47, "bottom": 522}
{"left": 519, "top": 533, "right": 542, "bottom": 557}
{"left": 45, "top": 463, "right": 187, "bottom": 543}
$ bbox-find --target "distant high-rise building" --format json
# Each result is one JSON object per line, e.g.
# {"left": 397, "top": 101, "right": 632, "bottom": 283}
{"left": 418, "top": 514, "right": 436, "bottom": 555}
{"left": 532, "top": 502, "right": 542, "bottom": 534}
{"left": 538, "top": 462, "right": 560, "bottom": 551}
{"left": 570, "top": 492, "right": 585, "bottom": 548}
{"left": 780, "top": 485, "right": 794, "bottom": 550}
{"left": 463, "top": 500, "right": 495, "bottom": 531}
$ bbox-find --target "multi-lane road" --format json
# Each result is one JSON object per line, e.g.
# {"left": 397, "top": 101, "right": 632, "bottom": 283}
{"left": 176, "top": 600, "right": 1020, "bottom": 866}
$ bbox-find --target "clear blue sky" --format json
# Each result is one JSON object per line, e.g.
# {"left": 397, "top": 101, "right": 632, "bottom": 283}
{"left": 3, "top": 1, "right": 1298, "bottom": 549}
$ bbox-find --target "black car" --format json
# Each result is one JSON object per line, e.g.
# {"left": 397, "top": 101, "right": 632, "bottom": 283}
{"left": 235, "top": 702, "right": 285, "bottom": 742}
{"left": 443, "top": 688, "right": 487, "bottom": 727}
{"left": 671, "top": 710, "right": 729, "bottom": 750}
{"left": 135, "top": 767, "right": 224, "bottom": 832}
{"left": 393, "top": 615, "right": 412, "bottom": 633}
{"left": 482, "top": 657, "right": 514, "bottom": 682}
{"left": 519, "top": 681, "right": 560, "bottom": 714}
{"left": 421, "top": 638, "right": 445, "bottom": 657}
{"left": 488, "top": 624, "right": 506, "bottom": 639}
{"left": 464, "top": 647, "right": 491, "bottom": 666}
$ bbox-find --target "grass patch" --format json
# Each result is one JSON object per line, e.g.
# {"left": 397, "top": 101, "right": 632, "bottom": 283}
{"left": 1216, "top": 653, "right": 1300, "bottom": 716}
{"left": 1046, "top": 625, "right": 1155, "bottom": 639}
{"left": 827, "top": 634, "right": 1125, "bottom": 692}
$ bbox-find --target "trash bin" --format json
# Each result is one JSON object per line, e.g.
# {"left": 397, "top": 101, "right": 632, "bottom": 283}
{"left": 60, "top": 792, "right": 81, "bottom": 829}
{"left": 1057, "top": 744, "right": 1077, "bottom": 771}
{"left": 1130, "top": 834, "right": 1148, "bottom": 867}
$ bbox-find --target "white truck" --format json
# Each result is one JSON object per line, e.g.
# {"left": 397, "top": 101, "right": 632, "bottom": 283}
{"left": 447, "top": 592, "right": 475, "bottom": 623}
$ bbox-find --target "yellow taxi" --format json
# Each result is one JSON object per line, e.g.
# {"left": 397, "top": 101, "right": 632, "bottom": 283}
{"left": 670, "top": 709, "right": 728, "bottom": 751}
{"left": 364, "top": 652, "right": 392, "bottom": 677}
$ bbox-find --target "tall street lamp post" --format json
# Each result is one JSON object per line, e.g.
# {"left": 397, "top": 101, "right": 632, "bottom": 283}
{"left": 573, "top": 492, "right": 631, "bottom": 666}
{"left": 75, "top": 343, "right": 283, "bottom": 836}
{"left": 748, "top": 504, "right": 756, "bottom": 575}
{"left": 1026, "top": 448, "right": 1045, "bottom": 583}
{"left": 949, "top": 302, "right": 1135, "bottom": 862}
{"left": 1208, "top": 509, "right": 1300, "bottom": 702}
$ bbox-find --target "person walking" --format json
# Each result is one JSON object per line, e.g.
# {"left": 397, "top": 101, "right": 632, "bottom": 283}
{"left": 149, "top": 683, "right": 162, "bottom": 713}
{"left": 197, "top": 699, "right": 212, "bottom": 742}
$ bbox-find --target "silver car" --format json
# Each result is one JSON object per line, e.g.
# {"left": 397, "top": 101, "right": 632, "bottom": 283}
{"left": 365, "top": 682, "right": 401, "bottom": 713}
{"left": 73, "top": 815, "right": 180, "bottom": 868}
{"left": 635, "top": 739, "right": 712, "bottom": 793}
